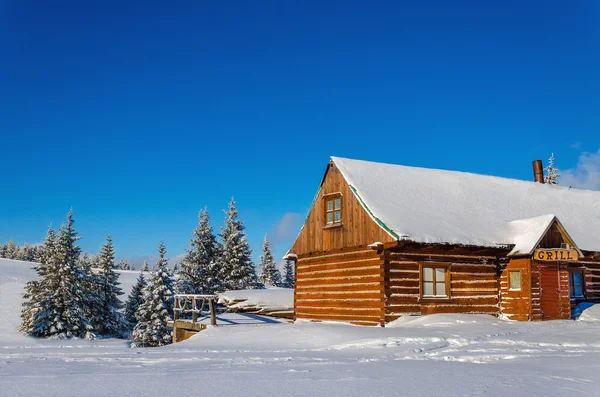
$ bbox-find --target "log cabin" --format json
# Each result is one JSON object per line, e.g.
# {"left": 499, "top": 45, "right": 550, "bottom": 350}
{"left": 285, "top": 157, "right": 600, "bottom": 326}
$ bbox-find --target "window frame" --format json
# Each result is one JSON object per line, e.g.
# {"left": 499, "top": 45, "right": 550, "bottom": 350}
{"left": 568, "top": 269, "right": 585, "bottom": 299}
{"left": 419, "top": 263, "right": 451, "bottom": 301}
{"left": 508, "top": 270, "right": 522, "bottom": 291}
{"left": 323, "top": 192, "right": 342, "bottom": 228}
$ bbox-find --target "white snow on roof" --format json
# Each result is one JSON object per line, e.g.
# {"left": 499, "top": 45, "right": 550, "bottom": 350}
{"left": 331, "top": 157, "right": 600, "bottom": 252}
{"left": 505, "top": 214, "right": 556, "bottom": 256}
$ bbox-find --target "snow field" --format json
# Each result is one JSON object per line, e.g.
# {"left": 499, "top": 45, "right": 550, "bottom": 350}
{"left": 2, "top": 258, "right": 600, "bottom": 397}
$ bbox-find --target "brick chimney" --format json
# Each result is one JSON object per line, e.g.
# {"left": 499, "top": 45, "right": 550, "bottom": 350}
{"left": 532, "top": 160, "right": 544, "bottom": 183}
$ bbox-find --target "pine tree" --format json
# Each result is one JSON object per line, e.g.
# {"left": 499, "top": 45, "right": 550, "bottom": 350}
{"left": 141, "top": 260, "right": 149, "bottom": 272}
{"left": 172, "top": 262, "right": 179, "bottom": 273}
{"left": 124, "top": 270, "right": 146, "bottom": 327}
{"left": 94, "top": 235, "right": 124, "bottom": 336}
{"left": 131, "top": 242, "right": 175, "bottom": 347}
{"left": 5, "top": 238, "right": 16, "bottom": 259}
{"left": 217, "top": 198, "right": 259, "bottom": 291}
{"left": 544, "top": 153, "right": 561, "bottom": 185}
{"left": 257, "top": 236, "right": 281, "bottom": 287}
{"left": 30, "top": 210, "right": 94, "bottom": 339}
{"left": 282, "top": 259, "right": 295, "bottom": 288}
{"left": 20, "top": 228, "right": 57, "bottom": 333}
{"left": 177, "top": 209, "right": 222, "bottom": 294}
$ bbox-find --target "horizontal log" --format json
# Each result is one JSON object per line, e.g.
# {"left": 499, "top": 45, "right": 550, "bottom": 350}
{"left": 297, "top": 259, "right": 382, "bottom": 272}
{"left": 296, "top": 283, "right": 383, "bottom": 293}
{"left": 297, "top": 268, "right": 384, "bottom": 280}
{"left": 296, "top": 313, "right": 382, "bottom": 323}
{"left": 295, "top": 292, "right": 382, "bottom": 300}
{"left": 450, "top": 273, "right": 496, "bottom": 281}
{"left": 386, "top": 297, "right": 419, "bottom": 306}
{"left": 385, "top": 263, "right": 419, "bottom": 271}
{"left": 420, "top": 306, "right": 498, "bottom": 315}
{"left": 450, "top": 289, "right": 498, "bottom": 297}
{"left": 385, "top": 287, "right": 420, "bottom": 295}
{"left": 451, "top": 280, "right": 497, "bottom": 289}
{"left": 385, "top": 279, "right": 419, "bottom": 288}
{"left": 296, "top": 300, "right": 383, "bottom": 309}
{"left": 296, "top": 275, "right": 383, "bottom": 287}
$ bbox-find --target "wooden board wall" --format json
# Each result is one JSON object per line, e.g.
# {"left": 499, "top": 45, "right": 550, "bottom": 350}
{"left": 578, "top": 259, "right": 600, "bottom": 301}
{"left": 383, "top": 250, "right": 499, "bottom": 322}
{"left": 290, "top": 163, "right": 395, "bottom": 255}
{"left": 294, "top": 247, "right": 385, "bottom": 326}
{"left": 499, "top": 258, "right": 531, "bottom": 321}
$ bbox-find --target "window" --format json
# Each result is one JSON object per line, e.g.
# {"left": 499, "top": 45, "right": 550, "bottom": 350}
{"left": 569, "top": 270, "right": 584, "bottom": 298}
{"left": 324, "top": 194, "right": 341, "bottom": 226}
{"left": 509, "top": 271, "right": 521, "bottom": 290}
{"left": 421, "top": 265, "right": 449, "bottom": 298}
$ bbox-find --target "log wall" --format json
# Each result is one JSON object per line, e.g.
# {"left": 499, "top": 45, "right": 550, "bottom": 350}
{"left": 383, "top": 250, "right": 500, "bottom": 322}
{"left": 294, "top": 247, "right": 385, "bottom": 326}
{"left": 577, "top": 258, "right": 600, "bottom": 302}
{"left": 499, "top": 258, "right": 532, "bottom": 321}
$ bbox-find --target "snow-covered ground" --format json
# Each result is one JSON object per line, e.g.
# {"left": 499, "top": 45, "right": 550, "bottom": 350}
{"left": 2, "top": 258, "right": 600, "bottom": 397}
{"left": 218, "top": 287, "right": 294, "bottom": 310}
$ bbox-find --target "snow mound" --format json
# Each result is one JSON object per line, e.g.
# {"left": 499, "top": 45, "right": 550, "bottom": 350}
{"left": 218, "top": 288, "right": 294, "bottom": 311}
{"left": 576, "top": 303, "right": 600, "bottom": 322}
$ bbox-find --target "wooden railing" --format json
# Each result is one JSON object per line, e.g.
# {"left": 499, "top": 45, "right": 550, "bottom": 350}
{"left": 173, "top": 294, "right": 217, "bottom": 326}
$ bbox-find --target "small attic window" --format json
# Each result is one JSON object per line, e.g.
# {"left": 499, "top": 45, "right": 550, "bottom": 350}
{"left": 323, "top": 193, "right": 342, "bottom": 226}
{"left": 560, "top": 243, "right": 570, "bottom": 249}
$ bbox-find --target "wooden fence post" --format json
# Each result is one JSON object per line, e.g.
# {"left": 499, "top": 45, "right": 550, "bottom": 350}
{"left": 209, "top": 298, "right": 216, "bottom": 326}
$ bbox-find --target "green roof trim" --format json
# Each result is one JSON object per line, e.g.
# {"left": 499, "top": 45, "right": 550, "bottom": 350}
{"left": 349, "top": 185, "right": 400, "bottom": 240}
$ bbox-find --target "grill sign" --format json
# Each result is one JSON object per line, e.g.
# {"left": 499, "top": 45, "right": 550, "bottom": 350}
{"left": 533, "top": 249, "right": 579, "bottom": 262}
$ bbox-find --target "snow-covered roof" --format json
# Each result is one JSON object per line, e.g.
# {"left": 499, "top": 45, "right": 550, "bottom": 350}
{"left": 331, "top": 157, "right": 600, "bottom": 253}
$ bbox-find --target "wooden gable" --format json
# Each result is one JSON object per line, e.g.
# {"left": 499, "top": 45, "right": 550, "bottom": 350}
{"left": 532, "top": 219, "right": 582, "bottom": 261}
{"left": 290, "top": 161, "right": 395, "bottom": 255}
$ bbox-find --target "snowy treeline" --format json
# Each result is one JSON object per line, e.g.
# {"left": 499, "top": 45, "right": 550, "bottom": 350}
{"left": 0, "top": 240, "right": 44, "bottom": 262}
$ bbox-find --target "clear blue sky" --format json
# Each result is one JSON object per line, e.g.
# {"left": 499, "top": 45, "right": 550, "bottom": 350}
{"left": 1, "top": 1, "right": 598, "bottom": 264}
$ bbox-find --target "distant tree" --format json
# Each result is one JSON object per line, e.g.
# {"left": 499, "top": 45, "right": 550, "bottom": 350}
{"left": 258, "top": 236, "right": 281, "bottom": 287}
{"left": 177, "top": 209, "right": 222, "bottom": 294}
{"left": 30, "top": 210, "right": 94, "bottom": 339}
{"left": 172, "top": 262, "right": 179, "bottom": 273}
{"left": 4, "top": 238, "right": 16, "bottom": 259}
{"left": 94, "top": 235, "right": 125, "bottom": 336}
{"left": 282, "top": 259, "right": 295, "bottom": 289}
{"left": 131, "top": 242, "right": 175, "bottom": 347}
{"left": 217, "top": 198, "right": 259, "bottom": 291}
{"left": 544, "top": 153, "right": 561, "bottom": 185}
{"left": 141, "top": 260, "right": 149, "bottom": 272}
{"left": 124, "top": 270, "right": 147, "bottom": 327}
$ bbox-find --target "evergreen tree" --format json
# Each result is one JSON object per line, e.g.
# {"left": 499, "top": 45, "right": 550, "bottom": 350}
{"left": 4, "top": 238, "right": 16, "bottom": 259}
{"left": 217, "top": 198, "right": 259, "bottom": 291}
{"left": 257, "top": 236, "right": 281, "bottom": 287}
{"left": 141, "top": 260, "right": 149, "bottom": 272}
{"left": 177, "top": 209, "right": 221, "bottom": 294}
{"left": 544, "top": 153, "right": 561, "bottom": 185}
{"left": 77, "top": 253, "right": 102, "bottom": 330}
{"left": 282, "top": 259, "right": 295, "bottom": 289}
{"left": 20, "top": 228, "right": 57, "bottom": 333}
{"left": 172, "top": 262, "right": 179, "bottom": 273}
{"left": 30, "top": 210, "right": 94, "bottom": 339}
{"left": 131, "top": 242, "right": 175, "bottom": 347}
{"left": 94, "top": 235, "right": 124, "bottom": 336}
{"left": 124, "top": 270, "right": 146, "bottom": 326}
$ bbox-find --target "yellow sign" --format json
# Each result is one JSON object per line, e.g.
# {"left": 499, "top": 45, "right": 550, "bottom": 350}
{"left": 533, "top": 249, "right": 579, "bottom": 262}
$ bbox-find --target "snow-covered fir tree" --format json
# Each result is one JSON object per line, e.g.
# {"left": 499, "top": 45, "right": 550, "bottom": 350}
{"left": 19, "top": 228, "right": 57, "bottom": 333}
{"left": 172, "top": 262, "right": 179, "bottom": 273}
{"left": 177, "top": 209, "right": 222, "bottom": 294}
{"left": 217, "top": 198, "right": 259, "bottom": 291}
{"left": 141, "top": 260, "right": 149, "bottom": 272}
{"left": 282, "top": 259, "right": 295, "bottom": 288}
{"left": 544, "top": 153, "right": 561, "bottom": 185}
{"left": 29, "top": 210, "right": 94, "bottom": 339}
{"left": 124, "top": 270, "right": 146, "bottom": 327}
{"left": 257, "top": 236, "right": 281, "bottom": 287}
{"left": 131, "top": 242, "right": 175, "bottom": 347}
{"left": 94, "top": 235, "right": 124, "bottom": 336}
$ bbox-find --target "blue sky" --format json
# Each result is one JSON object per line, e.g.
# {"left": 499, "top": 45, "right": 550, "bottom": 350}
{"left": 1, "top": 1, "right": 598, "bottom": 265}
